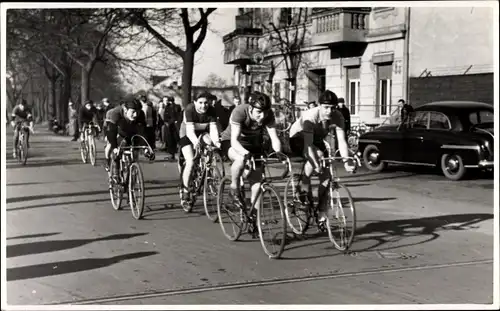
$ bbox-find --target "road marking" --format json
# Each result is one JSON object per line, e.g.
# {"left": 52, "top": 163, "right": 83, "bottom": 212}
{"left": 49, "top": 258, "right": 493, "bottom": 305}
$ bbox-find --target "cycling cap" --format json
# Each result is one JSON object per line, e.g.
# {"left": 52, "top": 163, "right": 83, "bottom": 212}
{"left": 248, "top": 92, "right": 272, "bottom": 111}
{"left": 85, "top": 99, "right": 94, "bottom": 105}
{"left": 319, "top": 90, "right": 338, "bottom": 106}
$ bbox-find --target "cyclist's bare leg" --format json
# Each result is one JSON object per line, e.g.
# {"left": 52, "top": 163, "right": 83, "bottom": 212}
{"left": 301, "top": 149, "right": 324, "bottom": 195}
{"left": 247, "top": 167, "right": 262, "bottom": 217}
{"left": 12, "top": 126, "right": 20, "bottom": 156}
{"left": 181, "top": 144, "right": 195, "bottom": 189}
{"left": 228, "top": 147, "right": 245, "bottom": 190}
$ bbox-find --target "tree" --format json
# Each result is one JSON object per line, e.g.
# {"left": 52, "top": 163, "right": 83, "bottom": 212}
{"left": 202, "top": 72, "right": 228, "bottom": 87}
{"left": 126, "top": 8, "right": 217, "bottom": 107}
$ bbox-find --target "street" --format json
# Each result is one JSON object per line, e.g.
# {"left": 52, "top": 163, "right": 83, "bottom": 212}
{"left": 4, "top": 128, "right": 495, "bottom": 305}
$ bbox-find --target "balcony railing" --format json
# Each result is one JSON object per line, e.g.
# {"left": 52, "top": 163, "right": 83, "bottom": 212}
{"left": 311, "top": 8, "right": 370, "bottom": 46}
{"left": 223, "top": 30, "right": 262, "bottom": 65}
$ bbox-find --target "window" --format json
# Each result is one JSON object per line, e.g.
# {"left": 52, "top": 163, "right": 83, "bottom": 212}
{"left": 273, "top": 82, "right": 280, "bottom": 103}
{"left": 348, "top": 79, "right": 360, "bottom": 115}
{"left": 429, "top": 112, "right": 451, "bottom": 130}
{"left": 412, "top": 111, "right": 429, "bottom": 129}
{"left": 280, "top": 8, "right": 293, "bottom": 26}
{"left": 469, "top": 110, "right": 494, "bottom": 124}
{"left": 376, "top": 63, "right": 392, "bottom": 117}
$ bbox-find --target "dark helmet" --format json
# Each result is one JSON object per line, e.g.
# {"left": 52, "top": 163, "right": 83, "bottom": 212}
{"left": 319, "top": 90, "right": 338, "bottom": 106}
{"left": 124, "top": 99, "right": 142, "bottom": 110}
{"left": 248, "top": 91, "right": 272, "bottom": 111}
{"left": 85, "top": 99, "right": 94, "bottom": 106}
{"left": 20, "top": 99, "right": 27, "bottom": 106}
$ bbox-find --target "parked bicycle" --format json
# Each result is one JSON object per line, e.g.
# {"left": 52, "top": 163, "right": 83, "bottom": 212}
{"left": 177, "top": 133, "right": 225, "bottom": 219}
{"left": 217, "top": 152, "right": 292, "bottom": 259}
{"left": 108, "top": 134, "right": 155, "bottom": 220}
{"left": 284, "top": 143, "right": 358, "bottom": 252}
{"left": 80, "top": 122, "right": 100, "bottom": 166}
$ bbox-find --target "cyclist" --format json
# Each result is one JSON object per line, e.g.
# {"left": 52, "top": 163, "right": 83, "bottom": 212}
{"left": 220, "top": 91, "right": 282, "bottom": 217}
{"left": 10, "top": 99, "right": 34, "bottom": 158}
{"left": 178, "top": 92, "right": 221, "bottom": 204}
{"left": 78, "top": 99, "right": 99, "bottom": 141}
{"left": 289, "top": 90, "right": 355, "bottom": 221}
{"left": 104, "top": 99, "right": 154, "bottom": 178}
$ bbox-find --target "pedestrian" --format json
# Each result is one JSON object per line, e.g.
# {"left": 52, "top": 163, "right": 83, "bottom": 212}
{"left": 162, "top": 96, "right": 181, "bottom": 161}
{"left": 68, "top": 100, "right": 79, "bottom": 141}
{"left": 338, "top": 97, "right": 351, "bottom": 134}
{"left": 139, "top": 95, "right": 157, "bottom": 150}
{"left": 399, "top": 99, "right": 414, "bottom": 125}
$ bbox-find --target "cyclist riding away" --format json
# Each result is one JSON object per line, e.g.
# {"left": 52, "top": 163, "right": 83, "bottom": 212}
{"left": 221, "top": 91, "right": 282, "bottom": 218}
{"left": 104, "top": 99, "right": 154, "bottom": 179}
{"left": 178, "top": 92, "right": 221, "bottom": 204}
{"left": 78, "top": 99, "right": 99, "bottom": 141}
{"left": 11, "top": 99, "right": 34, "bottom": 158}
{"left": 289, "top": 90, "right": 356, "bottom": 221}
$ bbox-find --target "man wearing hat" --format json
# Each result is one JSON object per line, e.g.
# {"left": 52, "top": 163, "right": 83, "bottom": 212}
{"left": 161, "top": 95, "right": 181, "bottom": 161}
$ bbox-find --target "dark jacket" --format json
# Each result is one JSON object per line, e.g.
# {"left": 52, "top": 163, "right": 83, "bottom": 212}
{"left": 339, "top": 106, "right": 351, "bottom": 133}
{"left": 214, "top": 100, "right": 234, "bottom": 131}
{"left": 163, "top": 103, "right": 182, "bottom": 125}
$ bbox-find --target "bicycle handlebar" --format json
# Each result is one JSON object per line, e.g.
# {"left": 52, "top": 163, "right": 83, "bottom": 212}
{"left": 245, "top": 151, "right": 291, "bottom": 179}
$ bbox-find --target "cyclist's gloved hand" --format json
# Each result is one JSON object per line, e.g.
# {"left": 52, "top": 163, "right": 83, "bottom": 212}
{"left": 144, "top": 148, "right": 155, "bottom": 161}
{"left": 344, "top": 159, "right": 356, "bottom": 173}
{"left": 10, "top": 121, "right": 16, "bottom": 128}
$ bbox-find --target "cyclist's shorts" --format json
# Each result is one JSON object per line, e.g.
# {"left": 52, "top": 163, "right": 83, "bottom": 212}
{"left": 289, "top": 134, "right": 327, "bottom": 158}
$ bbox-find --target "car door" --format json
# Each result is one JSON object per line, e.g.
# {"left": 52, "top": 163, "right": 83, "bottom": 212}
{"left": 420, "top": 112, "right": 453, "bottom": 164}
{"left": 403, "top": 111, "right": 429, "bottom": 163}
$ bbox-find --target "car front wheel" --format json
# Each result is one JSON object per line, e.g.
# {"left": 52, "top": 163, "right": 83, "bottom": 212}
{"left": 440, "top": 153, "right": 466, "bottom": 181}
{"left": 363, "top": 144, "right": 387, "bottom": 172}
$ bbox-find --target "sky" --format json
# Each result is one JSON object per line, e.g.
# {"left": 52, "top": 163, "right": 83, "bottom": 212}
{"left": 192, "top": 8, "right": 237, "bottom": 86}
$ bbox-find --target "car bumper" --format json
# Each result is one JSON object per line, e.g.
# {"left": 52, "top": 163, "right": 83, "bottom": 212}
{"left": 478, "top": 160, "right": 494, "bottom": 168}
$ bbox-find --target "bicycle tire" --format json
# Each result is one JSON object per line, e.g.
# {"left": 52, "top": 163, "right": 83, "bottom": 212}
{"left": 216, "top": 176, "right": 243, "bottom": 241}
{"left": 89, "top": 135, "right": 96, "bottom": 166}
{"left": 284, "top": 174, "right": 310, "bottom": 235}
{"left": 129, "top": 162, "right": 145, "bottom": 220}
{"left": 203, "top": 165, "right": 221, "bottom": 223}
{"left": 325, "top": 182, "right": 356, "bottom": 252}
{"left": 257, "top": 184, "right": 287, "bottom": 259}
{"left": 20, "top": 133, "right": 28, "bottom": 165}
{"left": 80, "top": 138, "right": 88, "bottom": 164}
{"left": 109, "top": 160, "right": 123, "bottom": 210}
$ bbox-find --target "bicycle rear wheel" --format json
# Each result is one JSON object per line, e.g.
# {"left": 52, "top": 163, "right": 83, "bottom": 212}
{"left": 258, "top": 184, "right": 287, "bottom": 259}
{"left": 89, "top": 135, "right": 96, "bottom": 166}
{"left": 325, "top": 182, "right": 356, "bottom": 252}
{"left": 203, "top": 165, "right": 221, "bottom": 222}
{"left": 217, "top": 176, "right": 243, "bottom": 241}
{"left": 284, "top": 174, "right": 310, "bottom": 235}
{"left": 129, "top": 162, "right": 145, "bottom": 220}
{"left": 109, "top": 160, "right": 123, "bottom": 210}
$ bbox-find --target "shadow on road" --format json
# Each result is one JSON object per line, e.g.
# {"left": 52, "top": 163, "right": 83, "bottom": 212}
{"left": 7, "top": 251, "right": 159, "bottom": 282}
{"left": 7, "top": 232, "right": 60, "bottom": 240}
{"left": 281, "top": 213, "right": 493, "bottom": 260}
{"left": 352, "top": 213, "right": 494, "bottom": 253}
{"left": 7, "top": 232, "right": 148, "bottom": 258}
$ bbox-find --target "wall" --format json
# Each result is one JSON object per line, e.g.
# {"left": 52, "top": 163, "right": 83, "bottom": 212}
{"left": 409, "top": 73, "right": 494, "bottom": 107}
{"left": 409, "top": 6, "right": 494, "bottom": 77}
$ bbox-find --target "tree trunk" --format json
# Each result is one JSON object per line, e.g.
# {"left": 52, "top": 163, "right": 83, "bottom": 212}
{"left": 181, "top": 49, "right": 195, "bottom": 108}
{"left": 49, "top": 78, "right": 57, "bottom": 119}
{"left": 80, "top": 66, "right": 90, "bottom": 107}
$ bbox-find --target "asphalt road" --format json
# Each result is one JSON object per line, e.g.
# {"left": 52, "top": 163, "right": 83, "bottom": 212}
{"left": 4, "top": 127, "right": 496, "bottom": 306}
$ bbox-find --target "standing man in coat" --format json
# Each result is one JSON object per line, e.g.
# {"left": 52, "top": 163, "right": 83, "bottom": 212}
{"left": 162, "top": 96, "right": 182, "bottom": 161}
{"left": 139, "top": 95, "right": 157, "bottom": 150}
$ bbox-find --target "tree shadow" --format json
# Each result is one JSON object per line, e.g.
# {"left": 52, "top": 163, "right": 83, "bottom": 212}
{"left": 7, "top": 251, "right": 159, "bottom": 282}
{"left": 7, "top": 232, "right": 148, "bottom": 258}
{"left": 6, "top": 158, "right": 89, "bottom": 169}
{"left": 7, "top": 232, "right": 60, "bottom": 240}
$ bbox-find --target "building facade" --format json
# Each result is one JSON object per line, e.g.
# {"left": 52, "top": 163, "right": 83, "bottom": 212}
{"left": 222, "top": 6, "right": 494, "bottom": 125}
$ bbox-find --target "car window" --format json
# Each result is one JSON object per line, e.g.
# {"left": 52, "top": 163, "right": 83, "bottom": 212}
{"left": 429, "top": 112, "right": 451, "bottom": 130}
{"left": 469, "top": 110, "right": 494, "bottom": 124}
{"left": 411, "top": 111, "right": 428, "bottom": 129}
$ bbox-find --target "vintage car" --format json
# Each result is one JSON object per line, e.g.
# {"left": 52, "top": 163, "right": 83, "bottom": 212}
{"left": 357, "top": 101, "right": 494, "bottom": 180}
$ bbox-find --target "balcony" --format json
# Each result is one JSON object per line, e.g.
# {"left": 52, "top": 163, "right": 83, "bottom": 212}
{"left": 311, "top": 8, "right": 371, "bottom": 46}
{"left": 223, "top": 13, "right": 263, "bottom": 65}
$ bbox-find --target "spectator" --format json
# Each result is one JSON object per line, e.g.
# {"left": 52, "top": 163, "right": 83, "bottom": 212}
{"left": 307, "top": 101, "right": 318, "bottom": 110}
{"left": 162, "top": 96, "right": 182, "bottom": 161}
{"left": 139, "top": 95, "right": 157, "bottom": 150}
{"left": 399, "top": 99, "right": 414, "bottom": 125}
{"left": 338, "top": 97, "right": 351, "bottom": 134}
{"left": 233, "top": 96, "right": 241, "bottom": 106}
{"left": 68, "top": 100, "right": 79, "bottom": 141}
{"left": 214, "top": 97, "right": 234, "bottom": 133}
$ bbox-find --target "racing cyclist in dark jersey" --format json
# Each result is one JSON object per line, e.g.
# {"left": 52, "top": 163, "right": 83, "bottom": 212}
{"left": 10, "top": 99, "right": 34, "bottom": 158}
{"left": 178, "top": 92, "right": 221, "bottom": 203}
{"left": 220, "top": 92, "right": 282, "bottom": 217}
{"left": 78, "top": 100, "right": 100, "bottom": 141}
{"left": 104, "top": 99, "right": 154, "bottom": 179}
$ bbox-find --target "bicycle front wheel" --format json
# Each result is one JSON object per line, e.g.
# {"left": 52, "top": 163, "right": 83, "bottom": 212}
{"left": 258, "top": 184, "right": 287, "bottom": 259}
{"left": 19, "top": 134, "right": 28, "bottom": 165}
{"left": 89, "top": 136, "right": 96, "bottom": 166}
{"left": 284, "top": 174, "right": 310, "bottom": 235}
{"left": 129, "top": 162, "right": 145, "bottom": 220}
{"left": 203, "top": 165, "right": 221, "bottom": 222}
{"left": 326, "top": 182, "right": 356, "bottom": 252}
{"left": 216, "top": 176, "right": 243, "bottom": 241}
{"left": 80, "top": 139, "right": 88, "bottom": 163}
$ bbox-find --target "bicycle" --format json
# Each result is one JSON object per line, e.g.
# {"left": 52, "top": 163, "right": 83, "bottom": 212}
{"left": 177, "top": 134, "right": 225, "bottom": 220}
{"left": 15, "top": 122, "right": 34, "bottom": 165}
{"left": 284, "top": 143, "right": 359, "bottom": 252}
{"left": 79, "top": 122, "right": 100, "bottom": 166}
{"left": 217, "top": 152, "right": 292, "bottom": 259}
{"left": 108, "top": 134, "right": 155, "bottom": 220}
